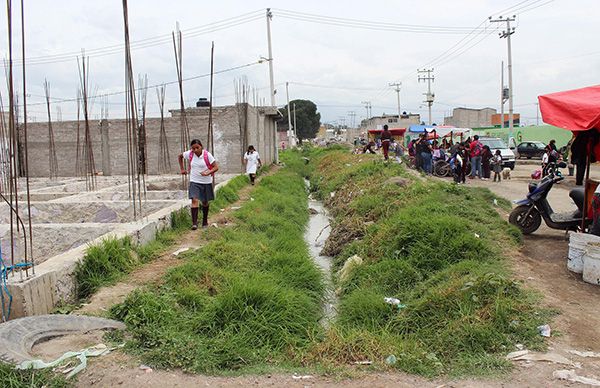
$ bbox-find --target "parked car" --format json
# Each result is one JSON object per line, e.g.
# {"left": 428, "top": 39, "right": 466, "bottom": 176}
{"left": 479, "top": 137, "right": 516, "bottom": 170}
{"left": 517, "top": 141, "right": 547, "bottom": 159}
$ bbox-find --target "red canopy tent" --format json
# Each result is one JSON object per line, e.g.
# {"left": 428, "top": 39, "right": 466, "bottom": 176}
{"left": 539, "top": 85, "right": 600, "bottom": 131}
{"left": 367, "top": 128, "right": 407, "bottom": 142}
{"left": 367, "top": 128, "right": 407, "bottom": 136}
{"left": 538, "top": 85, "right": 600, "bottom": 226}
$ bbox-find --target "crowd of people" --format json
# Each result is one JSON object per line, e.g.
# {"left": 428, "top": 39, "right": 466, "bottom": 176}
{"left": 407, "top": 133, "right": 507, "bottom": 184}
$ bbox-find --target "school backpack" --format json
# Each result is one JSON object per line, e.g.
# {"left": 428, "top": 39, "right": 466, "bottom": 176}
{"left": 189, "top": 150, "right": 215, "bottom": 176}
{"left": 472, "top": 141, "right": 482, "bottom": 157}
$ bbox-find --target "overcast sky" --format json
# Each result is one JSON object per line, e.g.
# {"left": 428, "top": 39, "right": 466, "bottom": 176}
{"left": 1, "top": 0, "right": 599, "bottom": 127}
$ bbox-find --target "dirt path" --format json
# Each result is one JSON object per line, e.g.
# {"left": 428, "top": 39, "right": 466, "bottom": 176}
{"left": 462, "top": 164, "right": 600, "bottom": 386}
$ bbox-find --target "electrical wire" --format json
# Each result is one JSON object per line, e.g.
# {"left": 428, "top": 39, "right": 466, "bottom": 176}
{"left": 22, "top": 60, "right": 263, "bottom": 107}
{"left": 8, "top": 10, "right": 264, "bottom": 66}
{"left": 274, "top": 8, "right": 493, "bottom": 33}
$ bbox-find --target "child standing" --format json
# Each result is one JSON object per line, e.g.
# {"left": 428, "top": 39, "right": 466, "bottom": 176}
{"left": 243, "top": 145, "right": 262, "bottom": 185}
{"left": 492, "top": 149, "right": 502, "bottom": 182}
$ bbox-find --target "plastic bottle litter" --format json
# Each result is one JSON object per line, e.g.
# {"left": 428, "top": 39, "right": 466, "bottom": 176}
{"left": 385, "top": 355, "right": 397, "bottom": 365}
{"left": 537, "top": 324, "right": 551, "bottom": 337}
{"left": 384, "top": 297, "right": 407, "bottom": 310}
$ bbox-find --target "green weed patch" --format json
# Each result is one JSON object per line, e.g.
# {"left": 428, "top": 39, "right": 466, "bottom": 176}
{"left": 0, "top": 362, "right": 69, "bottom": 388}
{"left": 299, "top": 148, "right": 548, "bottom": 377}
{"left": 110, "top": 168, "right": 324, "bottom": 373}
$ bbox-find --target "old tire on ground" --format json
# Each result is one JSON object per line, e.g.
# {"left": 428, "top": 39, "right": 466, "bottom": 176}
{"left": 434, "top": 160, "right": 451, "bottom": 177}
{"left": 509, "top": 205, "right": 542, "bottom": 235}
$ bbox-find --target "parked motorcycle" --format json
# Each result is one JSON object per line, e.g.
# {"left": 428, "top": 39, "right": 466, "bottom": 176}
{"left": 509, "top": 162, "right": 590, "bottom": 234}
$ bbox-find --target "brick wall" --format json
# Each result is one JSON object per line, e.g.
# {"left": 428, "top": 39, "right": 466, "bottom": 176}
{"left": 22, "top": 104, "right": 278, "bottom": 177}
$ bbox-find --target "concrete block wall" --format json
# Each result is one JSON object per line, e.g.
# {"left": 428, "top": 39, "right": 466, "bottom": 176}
{"left": 22, "top": 104, "right": 278, "bottom": 177}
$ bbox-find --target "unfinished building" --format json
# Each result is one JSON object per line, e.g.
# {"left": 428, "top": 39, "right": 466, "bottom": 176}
{"left": 23, "top": 104, "right": 279, "bottom": 177}
{"left": 0, "top": 103, "right": 279, "bottom": 321}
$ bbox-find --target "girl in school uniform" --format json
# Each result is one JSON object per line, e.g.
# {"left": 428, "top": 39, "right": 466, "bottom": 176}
{"left": 178, "top": 139, "right": 219, "bottom": 230}
{"left": 243, "top": 145, "right": 262, "bottom": 185}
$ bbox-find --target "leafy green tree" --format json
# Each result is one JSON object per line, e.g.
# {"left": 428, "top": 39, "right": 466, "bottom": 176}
{"left": 280, "top": 99, "right": 321, "bottom": 141}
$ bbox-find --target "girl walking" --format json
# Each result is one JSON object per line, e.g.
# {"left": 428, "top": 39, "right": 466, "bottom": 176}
{"left": 243, "top": 145, "right": 262, "bottom": 185}
{"left": 178, "top": 139, "right": 219, "bottom": 230}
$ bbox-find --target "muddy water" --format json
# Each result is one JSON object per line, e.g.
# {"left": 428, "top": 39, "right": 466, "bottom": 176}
{"left": 304, "top": 181, "right": 337, "bottom": 327}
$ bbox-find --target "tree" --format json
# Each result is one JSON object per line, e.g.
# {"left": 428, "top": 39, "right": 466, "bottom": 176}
{"left": 280, "top": 99, "right": 321, "bottom": 141}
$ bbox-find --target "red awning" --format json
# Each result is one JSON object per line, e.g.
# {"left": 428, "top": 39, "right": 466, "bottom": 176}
{"left": 367, "top": 128, "right": 406, "bottom": 136}
{"left": 538, "top": 85, "right": 600, "bottom": 131}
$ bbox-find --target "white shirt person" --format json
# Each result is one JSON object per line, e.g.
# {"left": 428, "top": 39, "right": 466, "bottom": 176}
{"left": 243, "top": 145, "right": 262, "bottom": 185}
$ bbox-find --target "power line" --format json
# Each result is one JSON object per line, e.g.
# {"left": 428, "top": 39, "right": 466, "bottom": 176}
{"left": 273, "top": 8, "right": 495, "bottom": 34}
{"left": 22, "top": 60, "right": 263, "bottom": 107}
{"left": 8, "top": 11, "right": 265, "bottom": 66}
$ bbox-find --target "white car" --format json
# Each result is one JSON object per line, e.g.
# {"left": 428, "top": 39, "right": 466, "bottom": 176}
{"left": 479, "top": 137, "right": 516, "bottom": 170}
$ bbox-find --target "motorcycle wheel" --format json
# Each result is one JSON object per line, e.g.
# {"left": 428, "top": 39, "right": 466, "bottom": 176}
{"left": 433, "top": 160, "right": 451, "bottom": 177}
{"left": 509, "top": 205, "right": 542, "bottom": 235}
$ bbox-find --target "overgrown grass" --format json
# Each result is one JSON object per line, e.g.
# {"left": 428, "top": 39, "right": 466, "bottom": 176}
{"left": 74, "top": 237, "right": 135, "bottom": 300}
{"left": 0, "top": 362, "right": 69, "bottom": 388}
{"left": 110, "top": 167, "right": 324, "bottom": 374}
{"left": 74, "top": 175, "right": 250, "bottom": 301}
{"left": 296, "top": 148, "right": 548, "bottom": 377}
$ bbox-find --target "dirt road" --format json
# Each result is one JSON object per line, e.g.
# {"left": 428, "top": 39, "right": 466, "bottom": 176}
{"left": 465, "top": 163, "right": 600, "bottom": 386}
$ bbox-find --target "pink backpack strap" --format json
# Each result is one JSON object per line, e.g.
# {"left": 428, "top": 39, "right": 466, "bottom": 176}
{"left": 203, "top": 150, "right": 214, "bottom": 176}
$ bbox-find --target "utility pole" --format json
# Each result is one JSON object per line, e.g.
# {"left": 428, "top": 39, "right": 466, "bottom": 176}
{"left": 347, "top": 111, "right": 356, "bottom": 128}
{"left": 265, "top": 8, "right": 278, "bottom": 162}
{"left": 500, "top": 61, "right": 505, "bottom": 129}
{"left": 490, "top": 15, "right": 516, "bottom": 140}
{"left": 285, "top": 81, "right": 294, "bottom": 147}
{"left": 293, "top": 103, "right": 297, "bottom": 140}
{"left": 361, "top": 101, "right": 371, "bottom": 126}
{"left": 418, "top": 69, "right": 435, "bottom": 125}
{"left": 535, "top": 102, "right": 539, "bottom": 126}
{"left": 389, "top": 82, "right": 402, "bottom": 128}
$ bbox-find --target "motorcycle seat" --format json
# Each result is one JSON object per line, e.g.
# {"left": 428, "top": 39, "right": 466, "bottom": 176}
{"left": 570, "top": 187, "right": 585, "bottom": 213}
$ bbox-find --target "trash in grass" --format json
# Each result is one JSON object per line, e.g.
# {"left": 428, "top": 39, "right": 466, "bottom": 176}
{"left": 330, "top": 191, "right": 336, "bottom": 198}
{"left": 172, "top": 247, "right": 190, "bottom": 257}
{"left": 506, "top": 350, "right": 579, "bottom": 367}
{"left": 230, "top": 206, "right": 241, "bottom": 210}
{"left": 16, "top": 343, "right": 116, "bottom": 379}
{"left": 384, "top": 297, "right": 407, "bottom": 310}
{"left": 537, "top": 324, "right": 551, "bottom": 337}
{"left": 139, "top": 364, "right": 153, "bottom": 373}
{"left": 250, "top": 197, "right": 255, "bottom": 201}
{"left": 474, "top": 233, "right": 480, "bottom": 238}
{"left": 385, "top": 355, "right": 397, "bottom": 365}
{"left": 553, "top": 369, "right": 600, "bottom": 386}
{"left": 338, "top": 255, "right": 363, "bottom": 283}
{"left": 568, "top": 350, "right": 600, "bottom": 358}
{"left": 353, "top": 360, "right": 372, "bottom": 365}
{"left": 292, "top": 374, "right": 313, "bottom": 380}
{"left": 493, "top": 198, "right": 499, "bottom": 206}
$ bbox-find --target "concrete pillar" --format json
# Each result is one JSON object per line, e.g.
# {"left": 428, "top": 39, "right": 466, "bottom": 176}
{"left": 100, "top": 119, "right": 111, "bottom": 176}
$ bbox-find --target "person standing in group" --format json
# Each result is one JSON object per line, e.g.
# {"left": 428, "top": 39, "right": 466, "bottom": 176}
{"left": 381, "top": 125, "right": 392, "bottom": 160}
{"left": 178, "top": 139, "right": 219, "bottom": 230}
{"left": 450, "top": 146, "right": 464, "bottom": 184}
{"left": 546, "top": 139, "right": 558, "bottom": 164}
{"left": 481, "top": 145, "right": 493, "bottom": 180}
{"left": 417, "top": 133, "right": 433, "bottom": 174}
{"left": 243, "top": 145, "right": 262, "bottom": 185}
{"left": 492, "top": 149, "right": 502, "bottom": 182}
{"left": 469, "top": 135, "right": 483, "bottom": 179}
